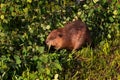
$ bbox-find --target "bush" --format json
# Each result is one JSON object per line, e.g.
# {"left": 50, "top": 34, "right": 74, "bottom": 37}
{"left": 0, "top": 0, "right": 120, "bottom": 79}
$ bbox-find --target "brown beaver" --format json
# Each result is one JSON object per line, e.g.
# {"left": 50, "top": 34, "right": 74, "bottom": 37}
{"left": 46, "top": 20, "right": 91, "bottom": 50}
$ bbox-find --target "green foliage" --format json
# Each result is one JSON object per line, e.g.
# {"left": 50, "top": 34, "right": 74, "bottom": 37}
{"left": 0, "top": 0, "right": 120, "bottom": 80}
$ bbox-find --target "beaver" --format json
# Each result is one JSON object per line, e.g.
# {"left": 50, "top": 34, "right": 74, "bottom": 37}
{"left": 46, "top": 20, "right": 91, "bottom": 50}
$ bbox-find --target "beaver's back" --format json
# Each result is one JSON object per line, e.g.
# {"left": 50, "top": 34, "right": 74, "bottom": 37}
{"left": 63, "top": 20, "right": 91, "bottom": 50}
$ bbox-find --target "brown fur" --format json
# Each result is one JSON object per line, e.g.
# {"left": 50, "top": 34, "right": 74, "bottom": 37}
{"left": 46, "top": 20, "right": 91, "bottom": 50}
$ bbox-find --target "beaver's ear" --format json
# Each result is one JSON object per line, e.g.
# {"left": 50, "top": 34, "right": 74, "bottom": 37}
{"left": 58, "top": 33, "right": 63, "bottom": 37}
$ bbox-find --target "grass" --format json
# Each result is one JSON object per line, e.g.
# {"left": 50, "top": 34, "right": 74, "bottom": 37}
{"left": 57, "top": 39, "right": 120, "bottom": 80}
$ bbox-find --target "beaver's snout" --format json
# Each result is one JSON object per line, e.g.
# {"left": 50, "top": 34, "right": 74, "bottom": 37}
{"left": 45, "top": 40, "right": 49, "bottom": 44}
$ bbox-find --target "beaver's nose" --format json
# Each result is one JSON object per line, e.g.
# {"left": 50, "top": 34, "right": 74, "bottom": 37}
{"left": 46, "top": 40, "right": 48, "bottom": 44}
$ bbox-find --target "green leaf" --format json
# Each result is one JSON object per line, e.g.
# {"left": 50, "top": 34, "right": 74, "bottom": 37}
{"left": 33, "top": 56, "right": 38, "bottom": 61}
{"left": 109, "top": 17, "right": 114, "bottom": 22}
{"left": 54, "top": 63, "right": 62, "bottom": 71}
{"left": 39, "top": 55, "right": 48, "bottom": 63}
{"left": 12, "top": 12, "right": 16, "bottom": 16}
{"left": 14, "top": 55, "right": 21, "bottom": 65}
{"left": 38, "top": 46, "right": 44, "bottom": 53}
{"left": 117, "top": 3, "right": 120, "bottom": 9}
{"left": 1, "top": 15, "right": 4, "bottom": 20}
{"left": 102, "top": 0, "right": 107, "bottom": 4}
{"left": 107, "top": 34, "right": 111, "bottom": 39}
{"left": 1, "top": 4, "right": 6, "bottom": 12}
{"left": 46, "top": 68, "right": 50, "bottom": 75}
{"left": 10, "top": 7, "right": 14, "bottom": 12}
{"left": 22, "top": 47, "right": 27, "bottom": 54}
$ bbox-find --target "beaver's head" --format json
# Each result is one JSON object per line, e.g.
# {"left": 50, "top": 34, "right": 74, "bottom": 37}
{"left": 46, "top": 28, "right": 64, "bottom": 50}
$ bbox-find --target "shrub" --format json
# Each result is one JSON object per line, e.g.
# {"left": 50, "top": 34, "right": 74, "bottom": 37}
{"left": 0, "top": 0, "right": 120, "bottom": 79}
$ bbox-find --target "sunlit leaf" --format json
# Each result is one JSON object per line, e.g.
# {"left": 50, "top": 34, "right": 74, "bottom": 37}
{"left": 93, "top": 0, "right": 99, "bottom": 3}
{"left": 27, "top": 0, "right": 32, "bottom": 3}
{"left": 1, "top": 15, "right": 4, "bottom": 20}
{"left": 46, "top": 68, "right": 50, "bottom": 75}
{"left": 113, "top": 10, "right": 118, "bottom": 15}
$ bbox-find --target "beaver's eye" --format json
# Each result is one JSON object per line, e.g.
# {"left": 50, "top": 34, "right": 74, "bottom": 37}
{"left": 58, "top": 34, "right": 63, "bottom": 37}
